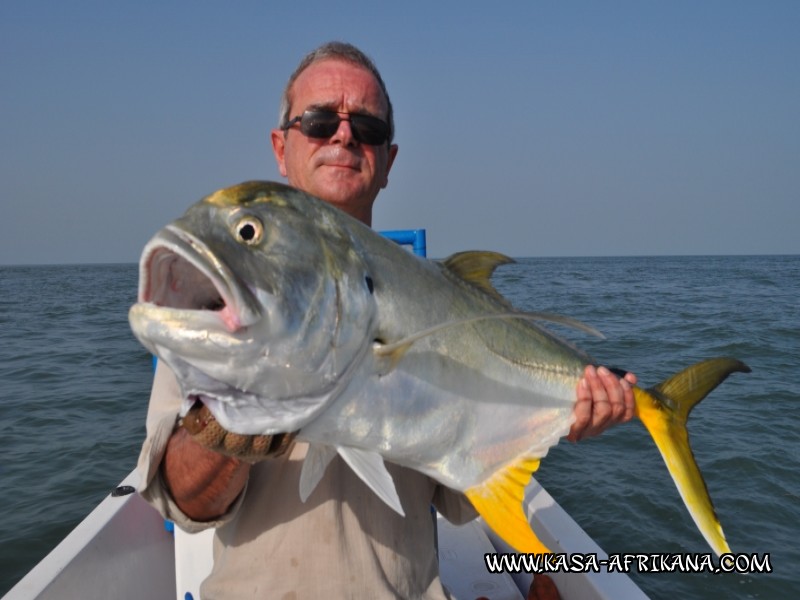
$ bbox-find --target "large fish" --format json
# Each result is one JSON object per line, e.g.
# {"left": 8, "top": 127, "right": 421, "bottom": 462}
{"left": 129, "top": 181, "right": 749, "bottom": 556}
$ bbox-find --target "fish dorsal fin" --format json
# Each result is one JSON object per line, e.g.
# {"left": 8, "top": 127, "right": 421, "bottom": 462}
{"left": 442, "top": 251, "right": 515, "bottom": 301}
{"left": 337, "top": 446, "right": 406, "bottom": 517}
{"left": 465, "top": 456, "right": 551, "bottom": 554}
{"left": 299, "top": 444, "right": 338, "bottom": 502}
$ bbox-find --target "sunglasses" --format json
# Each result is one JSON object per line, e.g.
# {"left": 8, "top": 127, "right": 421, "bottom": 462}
{"left": 284, "top": 110, "right": 390, "bottom": 146}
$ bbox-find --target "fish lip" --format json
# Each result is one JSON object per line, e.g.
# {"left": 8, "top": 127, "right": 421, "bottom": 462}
{"left": 138, "top": 224, "right": 261, "bottom": 329}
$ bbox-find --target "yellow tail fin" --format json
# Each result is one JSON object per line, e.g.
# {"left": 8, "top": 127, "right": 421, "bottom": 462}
{"left": 465, "top": 456, "right": 551, "bottom": 554}
{"left": 635, "top": 357, "right": 750, "bottom": 556}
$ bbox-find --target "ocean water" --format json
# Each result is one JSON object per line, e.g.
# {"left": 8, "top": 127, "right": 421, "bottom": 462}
{"left": 1, "top": 256, "right": 798, "bottom": 599}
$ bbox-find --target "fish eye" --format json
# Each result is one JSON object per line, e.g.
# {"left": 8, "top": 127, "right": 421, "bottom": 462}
{"left": 234, "top": 217, "right": 263, "bottom": 245}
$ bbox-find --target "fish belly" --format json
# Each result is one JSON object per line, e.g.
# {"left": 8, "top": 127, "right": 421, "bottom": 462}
{"left": 299, "top": 360, "right": 576, "bottom": 492}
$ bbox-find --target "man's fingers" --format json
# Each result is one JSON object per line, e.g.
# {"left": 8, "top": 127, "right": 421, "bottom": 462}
{"left": 568, "top": 377, "right": 593, "bottom": 442}
{"left": 570, "top": 365, "right": 637, "bottom": 442}
{"left": 597, "top": 366, "right": 626, "bottom": 422}
{"left": 181, "top": 403, "right": 296, "bottom": 462}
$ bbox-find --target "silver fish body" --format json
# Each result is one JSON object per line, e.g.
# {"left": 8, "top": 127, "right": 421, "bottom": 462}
{"left": 130, "top": 181, "right": 748, "bottom": 556}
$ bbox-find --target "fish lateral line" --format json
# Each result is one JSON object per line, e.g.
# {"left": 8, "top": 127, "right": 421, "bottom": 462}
{"left": 373, "top": 312, "right": 605, "bottom": 361}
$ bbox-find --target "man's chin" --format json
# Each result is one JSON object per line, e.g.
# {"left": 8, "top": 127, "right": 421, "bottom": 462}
{"left": 311, "top": 177, "right": 369, "bottom": 205}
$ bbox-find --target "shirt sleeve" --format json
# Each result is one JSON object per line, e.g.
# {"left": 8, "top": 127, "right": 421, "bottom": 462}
{"left": 136, "top": 361, "right": 246, "bottom": 533}
{"left": 431, "top": 484, "right": 478, "bottom": 526}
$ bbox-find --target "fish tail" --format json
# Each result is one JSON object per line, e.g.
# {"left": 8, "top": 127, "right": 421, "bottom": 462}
{"left": 634, "top": 357, "right": 750, "bottom": 556}
{"left": 465, "top": 457, "right": 551, "bottom": 554}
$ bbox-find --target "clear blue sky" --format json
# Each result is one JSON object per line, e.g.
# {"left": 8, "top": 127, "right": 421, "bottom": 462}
{"left": 2, "top": 1, "right": 798, "bottom": 264}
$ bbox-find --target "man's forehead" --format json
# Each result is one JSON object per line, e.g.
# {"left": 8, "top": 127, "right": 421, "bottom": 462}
{"left": 290, "top": 59, "right": 388, "bottom": 114}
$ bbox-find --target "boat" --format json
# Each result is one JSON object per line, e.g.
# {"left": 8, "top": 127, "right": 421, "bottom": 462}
{"left": 3, "top": 230, "right": 649, "bottom": 599}
{"left": 3, "top": 469, "right": 649, "bottom": 600}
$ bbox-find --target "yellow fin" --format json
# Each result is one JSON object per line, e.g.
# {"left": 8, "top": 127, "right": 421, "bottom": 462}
{"left": 442, "top": 251, "right": 515, "bottom": 301}
{"left": 635, "top": 357, "right": 750, "bottom": 556}
{"left": 652, "top": 357, "right": 750, "bottom": 421}
{"left": 465, "top": 456, "right": 551, "bottom": 554}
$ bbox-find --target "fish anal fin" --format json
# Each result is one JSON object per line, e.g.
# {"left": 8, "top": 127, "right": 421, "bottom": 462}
{"left": 337, "top": 446, "right": 406, "bottom": 517}
{"left": 465, "top": 456, "right": 550, "bottom": 554}
{"left": 298, "top": 444, "right": 338, "bottom": 502}
{"left": 442, "top": 251, "right": 515, "bottom": 301}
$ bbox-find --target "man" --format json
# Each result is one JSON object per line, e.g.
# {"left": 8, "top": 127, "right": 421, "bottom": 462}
{"left": 138, "top": 42, "right": 636, "bottom": 599}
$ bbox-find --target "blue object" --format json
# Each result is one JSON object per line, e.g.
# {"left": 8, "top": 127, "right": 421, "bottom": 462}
{"left": 379, "top": 229, "right": 427, "bottom": 257}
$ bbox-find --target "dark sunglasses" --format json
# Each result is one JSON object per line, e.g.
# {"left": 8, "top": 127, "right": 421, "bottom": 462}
{"left": 283, "top": 110, "right": 390, "bottom": 146}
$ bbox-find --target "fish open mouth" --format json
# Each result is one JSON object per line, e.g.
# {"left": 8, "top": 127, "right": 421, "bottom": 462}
{"left": 145, "top": 247, "right": 226, "bottom": 311}
{"left": 132, "top": 225, "right": 267, "bottom": 424}
{"left": 137, "top": 225, "right": 260, "bottom": 331}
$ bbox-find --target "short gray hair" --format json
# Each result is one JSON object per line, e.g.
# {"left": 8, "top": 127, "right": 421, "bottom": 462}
{"left": 277, "top": 41, "right": 394, "bottom": 144}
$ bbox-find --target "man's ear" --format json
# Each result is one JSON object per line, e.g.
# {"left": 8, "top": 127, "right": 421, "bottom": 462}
{"left": 270, "top": 129, "right": 288, "bottom": 177}
{"left": 382, "top": 143, "right": 399, "bottom": 188}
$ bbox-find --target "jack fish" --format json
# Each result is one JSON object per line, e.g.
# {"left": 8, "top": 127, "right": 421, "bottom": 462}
{"left": 129, "top": 181, "right": 749, "bottom": 556}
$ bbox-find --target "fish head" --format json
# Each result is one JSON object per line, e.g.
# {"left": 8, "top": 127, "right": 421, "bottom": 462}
{"left": 129, "top": 181, "right": 378, "bottom": 434}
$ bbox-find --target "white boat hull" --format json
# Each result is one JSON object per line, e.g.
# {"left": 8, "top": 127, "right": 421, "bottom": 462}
{"left": 4, "top": 470, "right": 648, "bottom": 600}
{"left": 3, "top": 471, "right": 173, "bottom": 600}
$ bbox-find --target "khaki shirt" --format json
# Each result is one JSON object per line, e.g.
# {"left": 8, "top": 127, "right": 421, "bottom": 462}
{"left": 138, "top": 363, "right": 478, "bottom": 599}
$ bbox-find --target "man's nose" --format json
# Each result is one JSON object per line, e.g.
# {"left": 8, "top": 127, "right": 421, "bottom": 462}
{"left": 330, "top": 117, "right": 357, "bottom": 146}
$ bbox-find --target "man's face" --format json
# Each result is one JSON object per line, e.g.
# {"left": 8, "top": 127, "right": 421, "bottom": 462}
{"left": 271, "top": 59, "right": 398, "bottom": 225}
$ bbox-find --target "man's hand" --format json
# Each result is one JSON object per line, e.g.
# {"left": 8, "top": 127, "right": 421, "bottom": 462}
{"left": 162, "top": 404, "right": 296, "bottom": 521}
{"left": 162, "top": 427, "right": 252, "bottom": 521}
{"left": 568, "top": 365, "right": 637, "bottom": 442}
{"left": 181, "top": 402, "right": 296, "bottom": 462}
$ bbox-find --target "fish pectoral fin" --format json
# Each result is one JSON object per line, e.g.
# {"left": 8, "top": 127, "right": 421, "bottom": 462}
{"left": 465, "top": 456, "right": 551, "bottom": 554}
{"left": 635, "top": 357, "right": 750, "bottom": 557}
{"left": 298, "top": 444, "right": 338, "bottom": 502}
{"left": 337, "top": 446, "right": 405, "bottom": 517}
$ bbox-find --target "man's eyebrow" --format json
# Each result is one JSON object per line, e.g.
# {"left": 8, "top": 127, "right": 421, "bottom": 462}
{"left": 304, "top": 101, "right": 338, "bottom": 112}
{"left": 303, "top": 101, "right": 381, "bottom": 118}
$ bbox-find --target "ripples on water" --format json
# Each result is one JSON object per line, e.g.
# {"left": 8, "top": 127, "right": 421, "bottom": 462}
{"left": 1, "top": 256, "right": 798, "bottom": 599}
{"left": 0, "top": 264, "right": 152, "bottom": 595}
{"left": 494, "top": 255, "right": 799, "bottom": 599}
